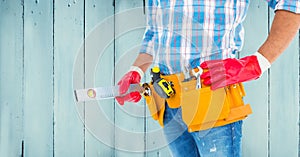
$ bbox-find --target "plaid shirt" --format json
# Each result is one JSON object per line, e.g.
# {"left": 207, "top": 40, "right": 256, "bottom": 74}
{"left": 140, "top": 0, "right": 300, "bottom": 75}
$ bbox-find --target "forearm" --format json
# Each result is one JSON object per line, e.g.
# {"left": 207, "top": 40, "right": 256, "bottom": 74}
{"left": 258, "top": 10, "right": 300, "bottom": 64}
{"left": 132, "top": 53, "right": 153, "bottom": 72}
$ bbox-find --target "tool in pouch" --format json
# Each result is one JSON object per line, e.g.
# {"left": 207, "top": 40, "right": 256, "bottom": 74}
{"left": 182, "top": 66, "right": 203, "bottom": 88}
{"left": 74, "top": 83, "right": 151, "bottom": 102}
{"left": 150, "top": 67, "right": 175, "bottom": 99}
{"left": 191, "top": 66, "right": 203, "bottom": 89}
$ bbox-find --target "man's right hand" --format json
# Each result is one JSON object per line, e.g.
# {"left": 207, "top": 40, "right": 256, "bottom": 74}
{"left": 116, "top": 66, "right": 144, "bottom": 105}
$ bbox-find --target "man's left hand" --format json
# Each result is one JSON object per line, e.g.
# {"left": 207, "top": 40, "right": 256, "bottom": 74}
{"left": 200, "top": 52, "right": 271, "bottom": 90}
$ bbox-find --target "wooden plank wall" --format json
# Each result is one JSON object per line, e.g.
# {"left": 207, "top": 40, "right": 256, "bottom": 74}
{"left": 54, "top": 0, "right": 85, "bottom": 156}
{"left": 0, "top": 0, "right": 23, "bottom": 156}
{"left": 242, "top": 1, "right": 269, "bottom": 156}
{"left": 23, "top": 0, "right": 54, "bottom": 156}
{"left": 242, "top": 1, "right": 300, "bottom": 157}
{"left": 0, "top": 0, "right": 299, "bottom": 157}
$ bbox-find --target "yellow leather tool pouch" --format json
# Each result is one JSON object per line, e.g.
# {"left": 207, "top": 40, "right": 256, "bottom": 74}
{"left": 180, "top": 81, "right": 252, "bottom": 132}
{"left": 144, "top": 72, "right": 252, "bottom": 130}
{"left": 222, "top": 83, "right": 252, "bottom": 122}
{"left": 180, "top": 80, "right": 231, "bottom": 130}
{"left": 143, "top": 84, "right": 165, "bottom": 126}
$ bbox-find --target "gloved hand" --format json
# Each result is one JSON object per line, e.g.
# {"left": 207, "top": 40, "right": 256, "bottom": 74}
{"left": 200, "top": 52, "right": 271, "bottom": 90}
{"left": 116, "top": 66, "right": 144, "bottom": 105}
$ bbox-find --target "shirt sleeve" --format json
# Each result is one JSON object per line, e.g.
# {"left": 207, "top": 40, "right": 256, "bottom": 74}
{"left": 266, "top": 0, "right": 300, "bottom": 13}
{"left": 139, "top": 0, "right": 156, "bottom": 56}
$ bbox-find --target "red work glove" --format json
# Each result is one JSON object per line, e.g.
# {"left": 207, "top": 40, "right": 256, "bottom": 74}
{"left": 200, "top": 52, "right": 271, "bottom": 90}
{"left": 116, "top": 66, "right": 144, "bottom": 105}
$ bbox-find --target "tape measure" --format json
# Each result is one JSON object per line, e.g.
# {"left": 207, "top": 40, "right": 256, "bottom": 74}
{"left": 151, "top": 67, "right": 175, "bottom": 99}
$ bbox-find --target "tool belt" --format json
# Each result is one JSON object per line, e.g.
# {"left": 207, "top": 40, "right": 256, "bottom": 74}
{"left": 143, "top": 72, "right": 252, "bottom": 132}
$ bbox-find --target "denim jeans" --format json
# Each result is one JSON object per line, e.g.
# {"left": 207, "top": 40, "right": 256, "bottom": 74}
{"left": 163, "top": 103, "right": 242, "bottom": 157}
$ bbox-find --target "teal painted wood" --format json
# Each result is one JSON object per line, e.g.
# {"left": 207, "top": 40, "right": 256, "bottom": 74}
{"left": 0, "top": 0, "right": 24, "bottom": 156}
{"left": 0, "top": 1, "right": 299, "bottom": 156}
{"left": 84, "top": 0, "right": 115, "bottom": 156}
{"left": 114, "top": 0, "right": 146, "bottom": 156}
{"left": 240, "top": 1, "right": 269, "bottom": 156}
{"left": 23, "top": 0, "right": 54, "bottom": 156}
{"left": 269, "top": 12, "right": 299, "bottom": 156}
{"left": 54, "top": 0, "right": 85, "bottom": 156}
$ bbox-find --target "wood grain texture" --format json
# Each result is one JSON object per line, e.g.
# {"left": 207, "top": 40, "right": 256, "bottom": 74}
{"left": 269, "top": 11, "right": 299, "bottom": 157}
{"left": 23, "top": 0, "right": 54, "bottom": 156}
{"left": 240, "top": 1, "right": 269, "bottom": 157}
{"left": 0, "top": 0, "right": 299, "bottom": 156}
{"left": 84, "top": 0, "right": 115, "bottom": 156}
{"left": 114, "top": 0, "right": 146, "bottom": 156}
{"left": 0, "top": 0, "right": 24, "bottom": 156}
{"left": 54, "top": 0, "right": 85, "bottom": 156}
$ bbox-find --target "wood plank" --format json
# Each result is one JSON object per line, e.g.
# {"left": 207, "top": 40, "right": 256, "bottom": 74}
{"left": 114, "top": 0, "right": 147, "bottom": 156}
{"left": 54, "top": 0, "right": 85, "bottom": 156}
{"left": 269, "top": 11, "right": 299, "bottom": 157}
{"left": 241, "top": 1, "right": 269, "bottom": 156}
{"left": 23, "top": 0, "right": 54, "bottom": 156}
{"left": 84, "top": 0, "right": 115, "bottom": 156}
{"left": 0, "top": 0, "right": 24, "bottom": 156}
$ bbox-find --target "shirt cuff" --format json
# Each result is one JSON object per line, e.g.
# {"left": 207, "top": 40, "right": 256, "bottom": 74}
{"left": 254, "top": 52, "right": 271, "bottom": 74}
{"left": 130, "top": 66, "right": 144, "bottom": 78}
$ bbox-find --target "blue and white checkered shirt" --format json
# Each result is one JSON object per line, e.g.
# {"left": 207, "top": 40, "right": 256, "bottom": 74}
{"left": 140, "top": 0, "right": 300, "bottom": 75}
